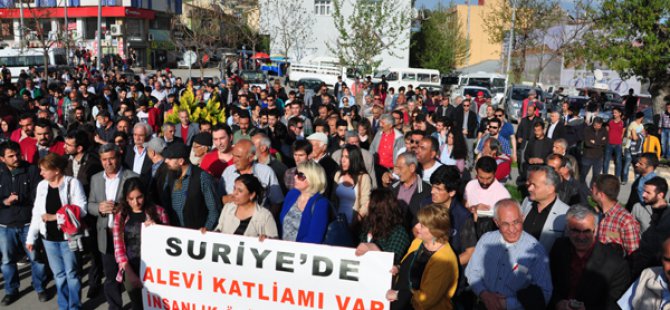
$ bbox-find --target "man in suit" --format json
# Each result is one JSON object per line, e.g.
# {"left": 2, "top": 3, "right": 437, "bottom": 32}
{"left": 87, "top": 144, "right": 139, "bottom": 310}
{"left": 63, "top": 130, "right": 104, "bottom": 297}
{"left": 434, "top": 97, "right": 454, "bottom": 120}
{"left": 366, "top": 102, "right": 383, "bottom": 136}
{"left": 452, "top": 99, "right": 479, "bottom": 166}
{"left": 520, "top": 165, "right": 570, "bottom": 253}
{"left": 550, "top": 205, "right": 630, "bottom": 310}
{"left": 307, "top": 132, "right": 339, "bottom": 198}
{"left": 124, "top": 123, "right": 153, "bottom": 180}
{"left": 545, "top": 111, "right": 566, "bottom": 141}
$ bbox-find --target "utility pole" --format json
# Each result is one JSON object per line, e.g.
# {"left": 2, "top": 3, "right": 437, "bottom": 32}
{"left": 64, "top": 0, "right": 69, "bottom": 65}
{"left": 19, "top": 0, "right": 25, "bottom": 51}
{"left": 503, "top": 0, "right": 516, "bottom": 97}
{"left": 466, "top": 0, "right": 471, "bottom": 66}
{"left": 96, "top": 0, "right": 102, "bottom": 69}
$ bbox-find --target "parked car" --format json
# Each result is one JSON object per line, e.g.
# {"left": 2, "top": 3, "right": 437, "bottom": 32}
{"left": 297, "top": 78, "right": 326, "bottom": 93}
{"left": 450, "top": 86, "right": 492, "bottom": 103}
{"left": 240, "top": 70, "right": 268, "bottom": 90}
{"left": 502, "top": 85, "right": 547, "bottom": 123}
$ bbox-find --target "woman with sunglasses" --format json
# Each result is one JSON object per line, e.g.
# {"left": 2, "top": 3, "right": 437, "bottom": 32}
{"left": 279, "top": 160, "right": 329, "bottom": 244}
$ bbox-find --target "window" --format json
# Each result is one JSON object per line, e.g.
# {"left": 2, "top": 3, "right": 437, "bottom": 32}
{"left": 0, "top": 22, "right": 13, "bottom": 40}
{"left": 401, "top": 72, "right": 416, "bottom": 81}
{"left": 417, "top": 73, "right": 430, "bottom": 82}
{"left": 314, "top": 0, "right": 331, "bottom": 16}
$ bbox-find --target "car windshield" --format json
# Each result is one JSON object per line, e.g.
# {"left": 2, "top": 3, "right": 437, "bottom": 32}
{"left": 467, "top": 78, "right": 491, "bottom": 88}
{"left": 241, "top": 72, "right": 265, "bottom": 83}
{"left": 464, "top": 88, "right": 490, "bottom": 98}
{"left": 511, "top": 88, "right": 543, "bottom": 101}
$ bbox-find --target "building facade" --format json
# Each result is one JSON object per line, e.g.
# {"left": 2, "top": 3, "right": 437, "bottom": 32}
{"left": 453, "top": 0, "right": 503, "bottom": 69}
{"left": 260, "top": 0, "right": 411, "bottom": 69}
{"left": 0, "top": 0, "right": 181, "bottom": 68}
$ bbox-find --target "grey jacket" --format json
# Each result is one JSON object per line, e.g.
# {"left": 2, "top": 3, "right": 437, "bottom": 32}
{"left": 370, "top": 128, "right": 405, "bottom": 166}
{"left": 87, "top": 169, "right": 139, "bottom": 254}
{"left": 521, "top": 196, "right": 570, "bottom": 252}
{"left": 631, "top": 202, "right": 653, "bottom": 233}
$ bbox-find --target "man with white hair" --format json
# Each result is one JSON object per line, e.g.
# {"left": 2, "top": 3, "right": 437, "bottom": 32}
{"left": 124, "top": 122, "right": 153, "bottom": 180}
{"left": 370, "top": 113, "right": 405, "bottom": 186}
{"left": 520, "top": 165, "right": 570, "bottom": 252}
{"left": 466, "top": 198, "right": 553, "bottom": 310}
{"left": 307, "top": 132, "right": 339, "bottom": 197}
{"left": 252, "top": 132, "right": 288, "bottom": 193}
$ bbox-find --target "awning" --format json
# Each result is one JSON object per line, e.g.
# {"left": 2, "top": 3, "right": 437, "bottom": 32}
{"left": 0, "top": 6, "right": 156, "bottom": 19}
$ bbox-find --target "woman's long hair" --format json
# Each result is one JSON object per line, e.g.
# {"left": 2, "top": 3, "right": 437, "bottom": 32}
{"left": 339, "top": 144, "right": 367, "bottom": 186}
{"left": 119, "top": 177, "right": 161, "bottom": 224}
{"left": 449, "top": 129, "right": 468, "bottom": 160}
{"left": 361, "top": 189, "right": 403, "bottom": 240}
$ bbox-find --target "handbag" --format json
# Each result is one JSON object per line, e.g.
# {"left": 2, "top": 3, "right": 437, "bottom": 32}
{"left": 310, "top": 196, "right": 355, "bottom": 247}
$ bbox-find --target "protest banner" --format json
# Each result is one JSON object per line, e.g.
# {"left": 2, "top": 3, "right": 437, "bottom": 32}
{"left": 140, "top": 224, "right": 394, "bottom": 310}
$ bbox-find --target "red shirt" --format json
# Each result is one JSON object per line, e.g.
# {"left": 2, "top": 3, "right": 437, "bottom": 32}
{"left": 378, "top": 131, "right": 395, "bottom": 169}
{"left": 180, "top": 125, "right": 189, "bottom": 144}
{"left": 200, "top": 150, "right": 232, "bottom": 177}
{"left": 568, "top": 244, "right": 595, "bottom": 299}
{"left": 20, "top": 139, "right": 65, "bottom": 164}
{"left": 607, "top": 119, "right": 624, "bottom": 145}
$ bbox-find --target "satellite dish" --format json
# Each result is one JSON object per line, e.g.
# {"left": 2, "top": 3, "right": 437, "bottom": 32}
{"left": 593, "top": 69, "right": 604, "bottom": 81}
{"left": 183, "top": 50, "right": 197, "bottom": 66}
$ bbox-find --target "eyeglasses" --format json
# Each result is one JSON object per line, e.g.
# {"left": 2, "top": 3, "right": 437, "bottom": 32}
{"left": 295, "top": 171, "right": 307, "bottom": 181}
{"left": 296, "top": 126, "right": 304, "bottom": 130}
{"left": 489, "top": 126, "right": 499, "bottom": 130}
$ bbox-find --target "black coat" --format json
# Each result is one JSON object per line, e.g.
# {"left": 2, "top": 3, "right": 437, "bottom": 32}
{"left": 546, "top": 121, "right": 567, "bottom": 141}
{"left": 550, "top": 238, "right": 630, "bottom": 310}
{"left": 630, "top": 207, "right": 670, "bottom": 279}
{"left": 124, "top": 145, "right": 153, "bottom": 181}
{"left": 0, "top": 161, "right": 41, "bottom": 226}
{"left": 316, "top": 155, "right": 339, "bottom": 198}
{"left": 65, "top": 152, "right": 103, "bottom": 195}
{"left": 451, "top": 107, "right": 478, "bottom": 139}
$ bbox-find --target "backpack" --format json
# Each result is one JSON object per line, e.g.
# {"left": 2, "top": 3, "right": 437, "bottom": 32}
{"left": 310, "top": 197, "right": 355, "bottom": 247}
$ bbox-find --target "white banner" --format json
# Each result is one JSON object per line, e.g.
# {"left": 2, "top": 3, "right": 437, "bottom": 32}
{"left": 141, "top": 225, "right": 394, "bottom": 310}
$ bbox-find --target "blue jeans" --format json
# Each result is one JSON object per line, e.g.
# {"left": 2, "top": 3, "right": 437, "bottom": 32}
{"left": 622, "top": 149, "right": 634, "bottom": 182}
{"left": 603, "top": 144, "right": 623, "bottom": 178}
{"left": 0, "top": 225, "right": 47, "bottom": 296}
{"left": 662, "top": 128, "right": 670, "bottom": 158}
{"left": 43, "top": 240, "right": 81, "bottom": 310}
{"left": 581, "top": 157, "right": 603, "bottom": 184}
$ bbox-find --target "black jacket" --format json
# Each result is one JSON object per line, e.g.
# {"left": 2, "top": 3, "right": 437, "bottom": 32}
{"left": 391, "top": 176, "right": 432, "bottom": 231}
{"left": 630, "top": 207, "right": 670, "bottom": 279}
{"left": 65, "top": 152, "right": 103, "bottom": 195}
{"left": 0, "top": 161, "right": 41, "bottom": 227}
{"left": 124, "top": 145, "right": 153, "bottom": 180}
{"left": 451, "top": 107, "right": 478, "bottom": 139}
{"left": 550, "top": 238, "right": 630, "bottom": 310}
{"left": 546, "top": 121, "right": 567, "bottom": 141}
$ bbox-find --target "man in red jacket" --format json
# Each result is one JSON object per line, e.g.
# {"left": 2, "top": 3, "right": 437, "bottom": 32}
{"left": 20, "top": 118, "right": 64, "bottom": 164}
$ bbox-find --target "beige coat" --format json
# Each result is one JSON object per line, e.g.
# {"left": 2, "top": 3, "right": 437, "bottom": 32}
{"left": 214, "top": 202, "right": 278, "bottom": 238}
{"left": 621, "top": 267, "right": 670, "bottom": 310}
{"left": 333, "top": 172, "right": 372, "bottom": 217}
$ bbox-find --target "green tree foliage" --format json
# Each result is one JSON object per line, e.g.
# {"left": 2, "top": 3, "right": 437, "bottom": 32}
{"left": 411, "top": 6, "right": 469, "bottom": 74}
{"left": 329, "top": 0, "right": 411, "bottom": 74}
{"left": 483, "top": 0, "right": 564, "bottom": 82}
{"left": 579, "top": 0, "right": 670, "bottom": 114}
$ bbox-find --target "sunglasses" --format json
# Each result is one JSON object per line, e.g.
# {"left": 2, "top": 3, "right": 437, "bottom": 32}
{"left": 295, "top": 171, "right": 307, "bottom": 181}
{"left": 410, "top": 140, "right": 421, "bottom": 145}
{"left": 489, "top": 126, "right": 499, "bottom": 130}
{"left": 495, "top": 114, "right": 504, "bottom": 117}
{"left": 463, "top": 105, "right": 470, "bottom": 107}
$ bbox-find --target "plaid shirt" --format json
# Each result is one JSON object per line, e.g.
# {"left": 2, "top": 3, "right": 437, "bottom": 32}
{"left": 597, "top": 203, "right": 640, "bottom": 255}
{"left": 113, "top": 206, "right": 169, "bottom": 282}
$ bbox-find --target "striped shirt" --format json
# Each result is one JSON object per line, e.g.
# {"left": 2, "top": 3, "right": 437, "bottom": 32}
{"left": 169, "top": 165, "right": 220, "bottom": 230}
{"left": 597, "top": 203, "right": 640, "bottom": 255}
{"left": 465, "top": 231, "right": 552, "bottom": 310}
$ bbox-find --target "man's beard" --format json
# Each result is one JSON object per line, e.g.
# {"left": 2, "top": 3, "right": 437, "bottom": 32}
{"left": 478, "top": 181, "right": 492, "bottom": 190}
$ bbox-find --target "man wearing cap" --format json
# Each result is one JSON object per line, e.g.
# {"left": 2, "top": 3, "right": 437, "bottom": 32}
{"left": 221, "top": 139, "right": 284, "bottom": 211}
{"left": 308, "top": 132, "right": 339, "bottom": 197}
{"left": 94, "top": 110, "right": 116, "bottom": 145}
{"left": 474, "top": 91, "right": 487, "bottom": 111}
{"left": 161, "top": 143, "right": 221, "bottom": 230}
{"left": 190, "top": 132, "right": 212, "bottom": 165}
{"left": 88, "top": 143, "right": 139, "bottom": 309}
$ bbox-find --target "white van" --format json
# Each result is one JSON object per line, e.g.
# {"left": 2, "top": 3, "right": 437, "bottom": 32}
{"left": 373, "top": 68, "right": 441, "bottom": 91}
{"left": 459, "top": 72, "right": 507, "bottom": 104}
{"left": 0, "top": 47, "right": 67, "bottom": 82}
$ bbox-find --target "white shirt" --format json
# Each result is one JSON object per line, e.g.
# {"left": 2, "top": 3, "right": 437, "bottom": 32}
{"left": 103, "top": 169, "right": 122, "bottom": 228}
{"left": 151, "top": 89, "right": 167, "bottom": 102}
{"left": 132, "top": 146, "right": 147, "bottom": 175}
{"left": 547, "top": 122, "right": 558, "bottom": 139}
{"left": 421, "top": 161, "right": 443, "bottom": 183}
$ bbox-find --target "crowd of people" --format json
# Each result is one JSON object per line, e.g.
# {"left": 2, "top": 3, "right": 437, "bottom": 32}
{"left": 0, "top": 64, "right": 670, "bottom": 310}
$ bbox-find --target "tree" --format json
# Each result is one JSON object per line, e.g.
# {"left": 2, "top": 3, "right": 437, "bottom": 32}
{"left": 411, "top": 6, "right": 469, "bottom": 74}
{"left": 483, "top": 0, "right": 564, "bottom": 82}
{"left": 329, "top": 0, "right": 411, "bottom": 74}
{"left": 260, "top": 0, "right": 314, "bottom": 60}
{"left": 579, "top": 0, "right": 670, "bottom": 114}
{"left": 23, "top": 1, "right": 62, "bottom": 77}
{"left": 172, "top": 4, "right": 227, "bottom": 78}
